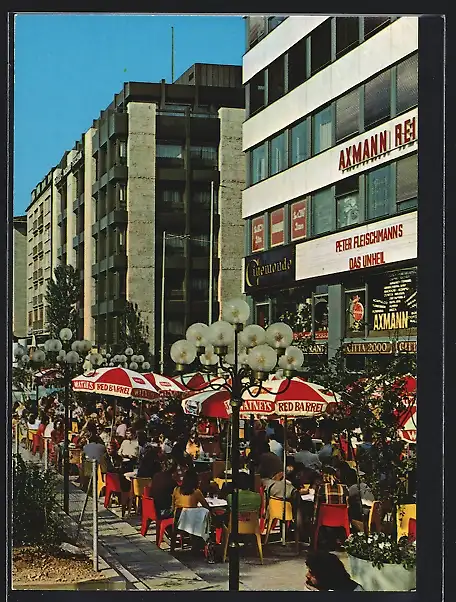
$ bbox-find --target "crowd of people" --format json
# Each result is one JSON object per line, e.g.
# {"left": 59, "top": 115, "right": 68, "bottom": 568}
{"left": 13, "top": 392, "right": 382, "bottom": 564}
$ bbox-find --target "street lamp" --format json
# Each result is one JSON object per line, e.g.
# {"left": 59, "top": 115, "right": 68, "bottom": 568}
{"left": 170, "top": 298, "right": 304, "bottom": 591}
{"left": 27, "top": 330, "right": 92, "bottom": 514}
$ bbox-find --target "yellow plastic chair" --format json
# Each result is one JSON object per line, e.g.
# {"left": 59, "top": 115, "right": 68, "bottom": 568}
{"left": 27, "top": 429, "right": 37, "bottom": 451}
{"left": 396, "top": 504, "right": 416, "bottom": 540}
{"left": 222, "top": 511, "right": 263, "bottom": 563}
{"left": 128, "top": 477, "right": 152, "bottom": 516}
{"left": 97, "top": 464, "right": 106, "bottom": 498}
{"left": 264, "top": 498, "right": 298, "bottom": 551}
{"left": 213, "top": 477, "right": 232, "bottom": 490}
{"left": 346, "top": 461, "right": 357, "bottom": 469}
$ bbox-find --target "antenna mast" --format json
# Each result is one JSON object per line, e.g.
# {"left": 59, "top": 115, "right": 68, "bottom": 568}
{"left": 171, "top": 26, "right": 175, "bottom": 83}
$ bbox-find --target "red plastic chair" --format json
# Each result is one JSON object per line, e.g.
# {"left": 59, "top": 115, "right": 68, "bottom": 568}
{"left": 32, "top": 433, "right": 44, "bottom": 457}
{"left": 408, "top": 517, "right": 416, "bottom": 541}
{"left": 313, "top": 504, "right": 350, "bottom": 550}
{"left": 104, "top": 473, "right": 128, "bottom": 516}
{"left": 140, "top": 495, "right": 175, "bottom": 548}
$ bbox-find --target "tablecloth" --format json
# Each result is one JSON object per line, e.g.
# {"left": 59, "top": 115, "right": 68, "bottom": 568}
{"left": 177, "top": 507, "right": 211, "bottom": 541}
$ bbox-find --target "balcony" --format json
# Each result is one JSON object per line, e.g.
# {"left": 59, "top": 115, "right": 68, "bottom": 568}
{"left": 108, "top": 254, "right": 127, "bottom": 271}
{"left": 107, "top": 209, "right": 128, "bottom": 226}
{"left": 107, "top": 298, "right": 127, "bottom": 313}
{"left": 108, "top": 112, "right": 128, "bottom": 138}
{"left": 108, "top": 165, "right": 128, "bottom": 182}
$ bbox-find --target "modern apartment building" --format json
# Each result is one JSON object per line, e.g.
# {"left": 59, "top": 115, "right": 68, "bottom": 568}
{"left": 25, "top": 169, "right": 60, "bottom": 341}
{"left": 242, "top": 16, "right": 418, "bottom": 370}
{"left": 13, "top": 215, "right": 28, "bottom": 339}
{"left": 48, "top": 63, "right": 245, "bottom": 371}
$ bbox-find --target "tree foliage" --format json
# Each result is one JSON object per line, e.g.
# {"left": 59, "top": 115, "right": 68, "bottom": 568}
{"left": 115, "top": 301, "right": 151, "bottom": 361}
{"left": 45, "top": 265, "right": 81, "bottom": 338}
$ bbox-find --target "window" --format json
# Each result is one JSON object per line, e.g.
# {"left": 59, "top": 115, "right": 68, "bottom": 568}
{"left": 193, "top": 189, "right": 211, "bottom": 208}
{"left": 364, "top": 70, "right": 391, "bottom": 128}
{"left": 310, "top": 19, "right": 332, "bottom": 75}
{"left": 312, "top": 187, "right": 334, "bottom": 235}
{"left": 160, "top": 189, "right": 183, "bottom": 210}
{"left": 268, "top": 55, "right": 285, "bottom": 104}
{"left": 336, "top": 17, "right": 359, "bottom": 58}
{"left": 191, "top": 277, "right": 209, "bottom": 299}
{"left": 336, "top": 89, "right": 359, "bottom": 142}
{"left": 248, "top": 70, "right": 266, "bottom": 116}
{"left": 270, "top": 132, "right": 287, "bottom": 175}
{"left": 268, "top": 16, "right": 286, "bottom": 32}
{"left": 363, "top": 17, "right": 391, "bottom": 40}
{"left": 190, "top": 146, "right": 217, "bottom": 161}
{"left": 336, "top": 176, "right": 361, "bottom": 229}
{"left": 247, "top": 16, "right": 267, "bottom": 49}
{"left": 313, "top": 294, "right": 329, "bottom": 337}
{"left": 396, "top": 154, "right": 418, "bottom": 211}
{"left": 156, "top": 144, "right": 183, "bottom": 159}
{"left": 251, "top": 143, "right": 267, "bottom": 184}
{"left": 312, "top": 106, "right": 333, "bottom": 154}
{"left": 367, "top": 164, "right": 391, "bottom": 219}
{"left": 290, "top": 119, "right": 309, "bottom": 165}
{"left": 167, "top": 320, "right": 184, "bottom": 335}
{"left": 167, "top": 235, "right": 185, "bottom": 255}
{"left": 118, "top": 183, "right": 126, "bottom": 209}
{"left": 397, "top": 54, "right": 418, "bottom": 114}
{"left": 118, "top": 140, "right": 127, "bottom": 164}
{"left": 288, "top": 38, "right": 307, "bottom": 92}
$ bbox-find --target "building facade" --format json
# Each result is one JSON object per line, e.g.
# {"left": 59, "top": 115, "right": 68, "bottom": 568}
{"left": 242, "top": 16, "right": 418, "bottom": 370}
{"left": 13, "top": 215, "right": 28, "bottom": 338}
{"left": 47, "top": 64, "right": 245, "bottom": 370}
{"left": 25, "top": 169, "right": 60, "bottom": 341}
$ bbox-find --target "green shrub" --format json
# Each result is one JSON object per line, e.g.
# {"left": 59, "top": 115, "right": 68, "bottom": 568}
{"left": 13, "top": 455, "right": 65, "bottom": 548}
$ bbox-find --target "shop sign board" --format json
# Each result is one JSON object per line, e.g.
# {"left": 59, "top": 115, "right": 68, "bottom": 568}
{"left": 291, "top": 199, "right": 307, "bottom": 241}
{"left": 270, "top": 207, "right": 285, "bottom": 247}
{"left": 338, "top": 116, "right": 417, "bottom": 172}
{"left": 343, "top": 340, "right": 416, "bottom": 354}
{"left": 251, "top": 216, "right": 265, "bottom": 252}
{"left": 244, "top": 245, "right": 295, "bottom": 293}
{"left": 296, "top": 212, "right": 417, "bottom": 280}
{"left": 369, "top": 268, "right": 417, "bottom": 332}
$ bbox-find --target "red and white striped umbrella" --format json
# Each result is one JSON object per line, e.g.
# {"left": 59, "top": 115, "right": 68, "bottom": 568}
{"left": 178, "top": 371, "right": 217, "bottom": 390}
{"left": 35, "top": 368, "right": 63, "bottom": 384}
{"left": 72, "top": 367, "right": 166, "bottom": 401}
{"left": 181, "top": 376, "right": 339, "bottom": 419}
{"left": 398, "top": 405, "right": 417, "bottom": 443}
{"left": 142, "top": 372, "right": 186, "bottom": 393}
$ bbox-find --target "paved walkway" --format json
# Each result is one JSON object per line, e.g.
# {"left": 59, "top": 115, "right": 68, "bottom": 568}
{"left": 16, "top": 446, "right": 219, "bottom": 591}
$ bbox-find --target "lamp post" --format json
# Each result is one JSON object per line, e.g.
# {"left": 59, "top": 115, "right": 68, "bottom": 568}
{"left": 25, "top": 330, "right": 93, "bottom": 514}
{"left": 170, "top": 298, "right": 304, "bottom": 591}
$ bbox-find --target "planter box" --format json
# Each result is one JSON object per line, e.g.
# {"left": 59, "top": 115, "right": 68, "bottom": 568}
{"left": 348, "top": 554, "right": 416, "bottom": 591}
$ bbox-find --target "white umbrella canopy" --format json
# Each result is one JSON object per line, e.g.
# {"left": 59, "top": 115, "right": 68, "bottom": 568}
{"left": 72, "top": 366, "right": 164, "bottom": 401}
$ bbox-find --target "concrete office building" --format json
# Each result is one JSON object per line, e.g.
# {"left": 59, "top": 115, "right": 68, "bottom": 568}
{"left": 13, "top": 215, "right": 28, "bottom": 339}
{"left": 51, "top": 63, "right": 245, "bottom": 370}
{"left": 242, "top": 16, "right": 418, "bottom": 369}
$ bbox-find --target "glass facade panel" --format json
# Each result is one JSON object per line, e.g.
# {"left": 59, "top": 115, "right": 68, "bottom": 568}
{"left": 251, "top": 143, "right": 267, "bottom": 184}
{"left": 290, "top": 119, "right": 308, "bottom": 165}
{"left": 312, "top": 107, "right": 333, "bottom": 154}
{"left": 364, "top": 70, "right": 391, "bottom": 128}
{"left": 336, "top": 89, "right": 359, "bottom": 142}
{"left": 397, "top": 53, "right": 418, "bottom": 114}
{"left": 367, "top": 165, "right": 391, "bottom": 219}
{"left": 270, "top": 132, "right": 287, "bottom": 175}
{"left": 312, "top": 187, "right": 334, "bottom": 235}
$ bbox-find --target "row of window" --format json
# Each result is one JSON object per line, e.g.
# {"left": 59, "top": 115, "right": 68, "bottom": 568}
{"left": 246, "top": 16, "right": 395, "bottom": 118}
{"left": 249, "top": 52, "right": 418, "bottom": 186}
{"left": 156, "top": 144, "right": 218, "bottom": 161}
{"left": 248, "top": 153, "right": 417, "bottom": 253}
{"left": 246, "top": 16, "right": 288, "bottom": 50}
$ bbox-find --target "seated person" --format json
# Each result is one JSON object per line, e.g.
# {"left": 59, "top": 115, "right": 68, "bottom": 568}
{"left": 83, "top": 434, "right": 106, "bottom": 463}
{"left": 257, "top": 442, "right": 284, "bottom": 485}
{"left": 150, "top": 458, "right": 178, "bottom": 518}
{"left": 118, "top": 428, "right": 140, "bottom": 471}
{"left": 313, "top": 466, "right": 350, "bottom": 549}
{"left": 226, "top": 472, "right": 261, "bottom": 514}
{"left": 100, "top": 440, "right": 123, "bottom": 474}
{"left": 305, "top": 551, "right": 364, "bottom": 591}
{"left": 137, "top": 446, "right": 162, "bottom": 479}
{"left": 337, "top": 462, "right": 374, "bottom": 524}
{"left": 294, "top": 435, "right": 323, "bottom": 472}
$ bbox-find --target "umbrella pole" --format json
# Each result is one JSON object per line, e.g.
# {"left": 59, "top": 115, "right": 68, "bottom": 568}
{"left": 226, "top": 419, "right": 231, "bottom": 484}
{"left": 110, "top": 399, "right": 117, "bottom": 441}
{"left": 282, "top": 416, "right": 287, "bottom": 546}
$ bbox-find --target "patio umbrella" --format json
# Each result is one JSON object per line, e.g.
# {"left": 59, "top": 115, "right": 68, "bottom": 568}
{"left": 35, "top": 368, "right": 63, "bottom": 384}
{"left": 178, "top": 371, "right": 217, "bottom": 390}
{"left": 72, "top": 366, "right": 164, "bottom": 401}
{"left": 181, "top": 376, "right": 338, "bottom": 419}
{"left": 142, "top": 372, "right": 186, "bottom": 393}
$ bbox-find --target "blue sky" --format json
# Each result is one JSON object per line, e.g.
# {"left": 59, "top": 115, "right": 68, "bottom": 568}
{"left": 14, "top": 13, "right": 245, "bottom": 215}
